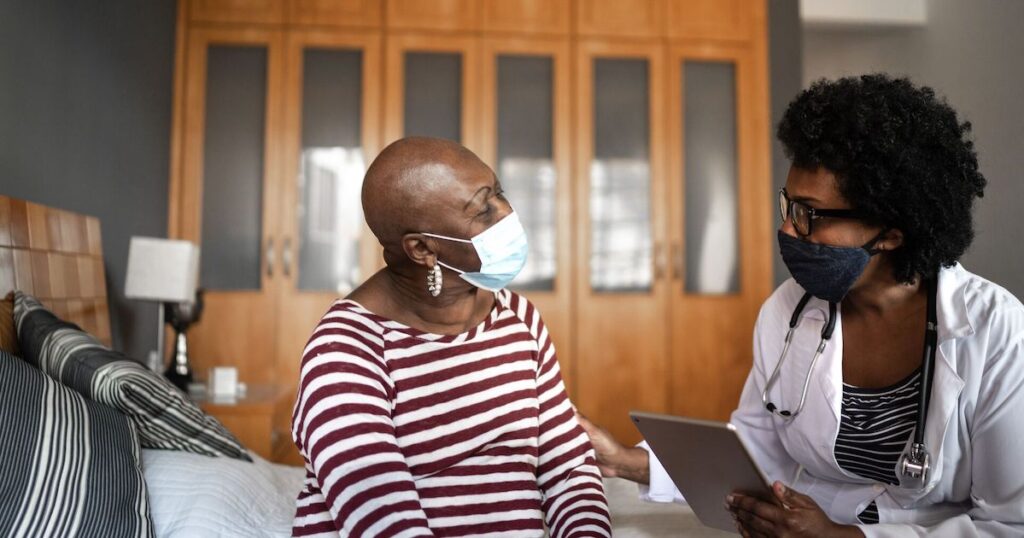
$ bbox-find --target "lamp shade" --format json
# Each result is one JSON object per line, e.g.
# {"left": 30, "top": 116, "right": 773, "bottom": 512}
{"left": 125, "top": 237, "right": 200, "bottom": 303}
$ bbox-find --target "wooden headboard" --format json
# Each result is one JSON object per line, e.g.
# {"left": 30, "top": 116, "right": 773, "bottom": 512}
{"left": 0, "top": 195, "right": 112, "bottom": 346}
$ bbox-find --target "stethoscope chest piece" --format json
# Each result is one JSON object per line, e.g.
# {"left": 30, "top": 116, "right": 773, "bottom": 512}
{"left": 897, "top": 442, "right": 931, "bottom": 489}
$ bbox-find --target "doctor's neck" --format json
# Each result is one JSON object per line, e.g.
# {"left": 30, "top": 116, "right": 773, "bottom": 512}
{"left": 842, "top": 257, "right": 925, "bottom": 317}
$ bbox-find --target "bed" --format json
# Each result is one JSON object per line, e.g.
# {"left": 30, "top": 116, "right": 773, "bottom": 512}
{"left": 0, "top": 195, "right": 728, "bottom": 537}
{"left": 0, "top": 195, "right": 308, "bottom": 538}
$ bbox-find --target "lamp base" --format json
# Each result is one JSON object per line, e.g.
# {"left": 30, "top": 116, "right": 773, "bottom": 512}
{"left": 164, "top": 331, "right": 193, "bottom": 392}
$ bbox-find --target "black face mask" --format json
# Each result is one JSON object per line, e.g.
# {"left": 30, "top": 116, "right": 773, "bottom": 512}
{"left": 777, "top": 230, "right": 884, "bottom": 304}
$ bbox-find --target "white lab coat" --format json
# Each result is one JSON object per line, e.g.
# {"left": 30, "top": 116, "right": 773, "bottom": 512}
{"left": 640, "top": 264, "right": 1024, "bottom": 537}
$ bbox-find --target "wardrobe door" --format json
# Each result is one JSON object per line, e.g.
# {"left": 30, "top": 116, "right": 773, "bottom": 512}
{"left": 665, "top": 38, "right": 773, "bottom": 421}
{"left": 479, "top": 37, "right": 574, "bottom": 393}
{"left": 574, "top": 41, "right": 669, "bottom": 444}
{"left": 666, "top": 0, "right": 753, "bottom": 41}
{"left": 480, "top": 0, "right": 571, "bottom": 36}
{"left": 386, "top": 0, "right": 479, "bottom": 32}
{"left": 188, "top": 0, "right": 285, "bottom": 25}
{"left": 287, "top": 0, "right": 382, "bottom": 28}
{"left": 273, "top": 30, "right": 382, "bottom": 463}
{"left": 174, "top": 28, "right": 285, "bottom": 385}
{"left": 575, "top": 0, "right": 666, "bottom": 39}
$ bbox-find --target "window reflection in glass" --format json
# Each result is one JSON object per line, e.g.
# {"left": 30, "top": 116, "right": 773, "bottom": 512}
{"left": 297, "top": 147, "right": 365, "bottom": 295}
{"left": 590, "top": 58, "right": 652, "bottom": 293}
{"left": 500, "top": 158, "right": 556, "bottom": 290}
{"left": 590, "top": 158, "right": 653, "bottom": 291}
{"left": 683, "top": 61, "right": 739, "bottom": 294}
{"left": 497, "top": 55, "right": 556, "bottom": 291}
{"left": 296, "top": 49, "right": 365, "bottom": 295}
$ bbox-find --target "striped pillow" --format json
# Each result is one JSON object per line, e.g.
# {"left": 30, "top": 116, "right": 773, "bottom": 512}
{"left": 13, "top": 292, "right": 251, "bottom": 461}
{"left": 0, "top": 350, "right": 153, "bottom": 537}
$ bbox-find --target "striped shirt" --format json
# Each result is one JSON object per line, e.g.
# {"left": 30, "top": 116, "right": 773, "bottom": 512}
{"left": 835, "top": 368, "right": 922, "bottom": 524}
{"left": 291, "top": 289, "right": 611, "bottom": 537}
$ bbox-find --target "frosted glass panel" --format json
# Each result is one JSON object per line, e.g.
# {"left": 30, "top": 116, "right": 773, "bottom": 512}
{"left": 404, "top": 52, "right": 461, "bottom": 141}
{"left": 200, "top": 46, "right": 266, "bottom": 291}
{"left": 497, "top": 55, "right": 556, "bottom": 291}
{"left": 590, "top": 58, "right": 652, "bottom": 293}
{"left": 684, "top": 61, "right": 739, "bottom": 294}
{"left": 297, "top": 49, "right": 365, "bottom": 295}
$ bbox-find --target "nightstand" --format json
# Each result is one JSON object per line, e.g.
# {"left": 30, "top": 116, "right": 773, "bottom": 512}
{"left": 193, "top": 384, "right": 288, "bottom": 461}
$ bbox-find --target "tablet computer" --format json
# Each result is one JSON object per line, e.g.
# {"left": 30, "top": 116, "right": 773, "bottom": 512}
{"left": 630, "top": 411, "right": 775, "bottom": 532}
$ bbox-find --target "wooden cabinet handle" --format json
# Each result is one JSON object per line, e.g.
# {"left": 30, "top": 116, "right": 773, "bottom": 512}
{"left": 283, "top": 237, "right": 293, "bottom": 278}
{"left": 672, "top": 243, "right": 683, "bottom": 281}
{"left": 654, "top": 243, "right": 667, "bottom": 280}
{"left": 265, "top": 237, "right": 274, "bottom": 277}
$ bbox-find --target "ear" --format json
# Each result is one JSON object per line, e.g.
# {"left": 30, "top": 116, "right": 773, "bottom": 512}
{"left": 401, "top": 233, "right": 437, "bottom": 268}
{"left": 876, "top": 227, "right": 904, "bottom": 252}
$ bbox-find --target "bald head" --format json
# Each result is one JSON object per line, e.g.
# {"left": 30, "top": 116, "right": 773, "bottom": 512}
{"left": 362, "top": 137, "right": 495, "bottom": 255}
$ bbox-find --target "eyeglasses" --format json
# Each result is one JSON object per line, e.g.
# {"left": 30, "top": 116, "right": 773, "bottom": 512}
{"left": 778, "top": 188, "right": 868, "bottom": 237}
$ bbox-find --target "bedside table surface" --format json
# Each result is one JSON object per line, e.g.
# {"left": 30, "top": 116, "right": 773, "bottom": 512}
{"left": 194, "top": 383, "right": 295, "bottom": 460}
{"left": 194, "top": 384, "right": 290, "bottom": 414}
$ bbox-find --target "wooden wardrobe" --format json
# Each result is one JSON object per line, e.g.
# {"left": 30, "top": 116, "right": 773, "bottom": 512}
{"left": 168, "top": 0, "right": 774, "bottom": 464}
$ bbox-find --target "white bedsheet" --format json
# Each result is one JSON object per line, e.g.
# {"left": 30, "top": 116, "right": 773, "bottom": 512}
{"left": 142, "top": 449, "right": 305, "bottom": 538}
{"left": 142, "top": 451, "right": 730, "bottom": 537}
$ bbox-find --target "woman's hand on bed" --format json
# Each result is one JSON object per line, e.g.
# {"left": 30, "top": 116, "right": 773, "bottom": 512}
{"left": 576, "top": 412, "right": 650, "bottom": 484}
{"left": 727, "top": 481, "right": 864, "bottom": 538}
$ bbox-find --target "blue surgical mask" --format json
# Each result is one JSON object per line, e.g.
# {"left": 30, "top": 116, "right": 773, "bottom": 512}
{"left": 777, "top": 230, "right": 883, "bottom": 304}
{"left": 422, "top": 211, "right": 529, "bottom": 292}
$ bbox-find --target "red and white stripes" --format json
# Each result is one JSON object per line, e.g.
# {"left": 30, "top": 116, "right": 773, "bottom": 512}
{"left": 291, "top": 290, "right": 611, "bottom": 537}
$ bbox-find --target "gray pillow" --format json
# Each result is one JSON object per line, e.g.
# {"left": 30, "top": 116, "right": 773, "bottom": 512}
{"left": 13, "top": 291, "right": 250, "bottom": 461}
{"left": 0, "top": 350, "right": 153, "bottom": 537}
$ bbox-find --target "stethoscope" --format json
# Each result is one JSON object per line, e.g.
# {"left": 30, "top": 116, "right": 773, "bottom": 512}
{"left": 761, "top": 277, "right": 939, "bottom": 489}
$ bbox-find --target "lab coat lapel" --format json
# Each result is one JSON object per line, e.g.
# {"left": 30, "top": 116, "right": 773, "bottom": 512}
{"left": 889, "top": 343, "right": 964, "bottom": 505}
{"left": 925, "top": 344, "right": 965, "bottom": 484}
{"left": 888, "top": 265, "right": 969, "bottom": 504}
{"left": 773, "top": 301, "right": 843, "bottom": 470}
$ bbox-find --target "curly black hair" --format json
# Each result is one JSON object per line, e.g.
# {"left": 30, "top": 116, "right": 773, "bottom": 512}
{"left": 777, "top": 73, "right": 987, "bottom": 284}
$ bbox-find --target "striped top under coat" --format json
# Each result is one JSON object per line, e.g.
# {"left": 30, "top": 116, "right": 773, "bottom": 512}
{"left": 835, "top": 368, "right": 922, "bottom": 524}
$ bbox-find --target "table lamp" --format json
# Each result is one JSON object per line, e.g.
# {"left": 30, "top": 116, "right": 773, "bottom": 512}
{"left": 125, "top": 237, "right": 201, "bottom": 390}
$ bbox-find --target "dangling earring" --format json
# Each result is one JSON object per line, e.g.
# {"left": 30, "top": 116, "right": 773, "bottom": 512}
{"left": 427, "top": 263, "right": 443, "bottom": 297}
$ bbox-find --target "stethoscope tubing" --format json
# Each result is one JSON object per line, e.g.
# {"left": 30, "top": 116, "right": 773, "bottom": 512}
{"left": 762, "top": 299, "right": 836, "bottom": 419}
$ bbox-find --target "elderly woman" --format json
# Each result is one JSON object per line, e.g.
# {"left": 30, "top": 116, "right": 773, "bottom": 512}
{"left": 581, "top": 74, "right": 1024, "bottom": 537}
{"left": 290, "top": 137, "right": 611, "bottom": 537}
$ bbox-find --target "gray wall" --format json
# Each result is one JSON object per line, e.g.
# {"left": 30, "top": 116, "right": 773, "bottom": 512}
{"left": 0, "top": 0, "right": 176, "bottom": 359}
{"left": 768, "top": 0, "right": 803, "bottom": 288}
{"left": 802, "top": 0, "right": 1024, "bottom": 299}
